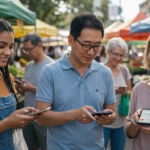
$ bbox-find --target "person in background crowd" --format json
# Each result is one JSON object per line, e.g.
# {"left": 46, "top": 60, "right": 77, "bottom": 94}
{"left": 48, "top": 46, "right": 55, "bottom": 59}
{"left": 94, "top": 53, "right": 100, "bottom": 62}
{"left": 94, "top": 47, "right": 107, "bottom": 62}
{"left": 103, "top": 37, "right": 132, "bottom": 150}
{"left": 0, "top": 19, "right": 36, "bottom": 149}
{"left": 100, "top": 46, "right": 107, "bottom": 62}
{"left": 15, "top": 32, "right": 54, "bottom": 150}
{"left": 35, "top": 13, "right": 116, "bottom": 150}
{"left": 125, "top": 36, "right": 150, "bottom": 150}
{"left": 58, "top": 46, "right": 65, "bottom": 58}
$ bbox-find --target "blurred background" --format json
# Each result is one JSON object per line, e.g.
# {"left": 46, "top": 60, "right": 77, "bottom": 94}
{"left": 1, "top": 0, "right": 150, "bottom": 149}
{"left": 1, "top": 0, "right": 150, "bottom": 94}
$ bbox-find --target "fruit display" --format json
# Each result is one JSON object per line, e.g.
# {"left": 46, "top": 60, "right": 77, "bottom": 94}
{"left": 133, "top": 75, "right": 150, "bottom": 85}
{"left": 8, "top": 65, "right": 25, "bottom": 79}
{"left": 126, "top": 64, "right": 147, "bottom": 75}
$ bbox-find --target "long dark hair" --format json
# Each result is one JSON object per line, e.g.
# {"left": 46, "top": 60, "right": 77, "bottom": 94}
{"left": 0, "top": 19, "right": 20, "bottom": 106}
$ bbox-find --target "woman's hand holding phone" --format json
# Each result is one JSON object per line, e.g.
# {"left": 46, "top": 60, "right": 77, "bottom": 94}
{"left": 22, "top": 107, "right": 51, "bottom": 116}
{"left": 140, "top": 126, "right": 150, "bottom": 135}
{"left": 115, "top": 86, "right": 127, "bottom": 95}
{"left": 136, "top": 109, "right": 150, "bottom": 135}
{"left": 6, "top": 107, "right": 36, "bottom": 129}
{"left": 130, "top": 109, "right": 142, "bottom": 129}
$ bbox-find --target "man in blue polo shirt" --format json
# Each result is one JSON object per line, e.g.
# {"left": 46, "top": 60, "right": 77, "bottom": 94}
{"left": 35, "top": 14, "right": 116, "bottom": 150}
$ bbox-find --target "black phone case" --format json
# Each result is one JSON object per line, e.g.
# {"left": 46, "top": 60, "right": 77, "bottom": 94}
{"left": 14, "top": 79, "right": 24, "bottom": 84}
{"left": 137, "top": 108, "right": 150, "bottom": 126}
{"left": 92, "top": 112, "right": 113, "bottom": 117}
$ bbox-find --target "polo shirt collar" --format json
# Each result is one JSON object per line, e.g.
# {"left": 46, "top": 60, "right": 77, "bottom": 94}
{"left": 61, "top": 54, "right": 73, "bottom": 70}
{"left": 61, "top": 54, "right": 98, "bottom": 71}
{"left": 88, "top": 61, "right": 98, "bottom": 71}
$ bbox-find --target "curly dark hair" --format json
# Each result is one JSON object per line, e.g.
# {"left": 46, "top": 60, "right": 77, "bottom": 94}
{"left": 0, "top": 19, "right": 20, "bottom": 107}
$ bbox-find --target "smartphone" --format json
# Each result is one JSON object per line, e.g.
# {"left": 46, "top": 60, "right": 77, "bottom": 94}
{"left": 119, "top": 85, "right": 127, "bottom": 88}
{"left": 14, "top": 79, "right": 24, "bottom": 85}
{"left": 137, "top": 108, "right": 150, "bottom": 126}
{"left": 22, "top": 107, "right": 51, "bottom": 116}
{"left": 92, "top": 112, "right": 113, "bottom": 117}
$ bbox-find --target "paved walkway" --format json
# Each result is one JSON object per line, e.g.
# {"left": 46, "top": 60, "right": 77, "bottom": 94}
{"left": 107, "top": 138, "right": 133, "bottom": 150}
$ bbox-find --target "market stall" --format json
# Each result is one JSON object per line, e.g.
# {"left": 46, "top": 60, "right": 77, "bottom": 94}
{"left": 42, "top": 30, "right": 69, "bottom": 46}
{"left": 129, "top": 16, "right": 150, "bottom": 84}
{"left": 0, "top": 0, "right": 36, "bottom": 25}
{"left": 103, "top": 21, "right": 122, "bottom": 43}
{"left": 106, "top": 12, "right": 147, "bottom": 41}
{"left": 13, "top": 19, "right": 58, "bottom": 38}
{"left": 130, "top": 16, "right": 150, "bottom": 40}
{"left": 43, "top": 41, "right": 68, "bottom": 47}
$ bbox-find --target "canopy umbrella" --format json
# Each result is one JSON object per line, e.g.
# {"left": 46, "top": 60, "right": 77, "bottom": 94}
{"left": 13, "top": 19, "right": 58, "bottom": 38}
{"left": 103, "top": 21, "right": 122, "bottom": 43}
{"left": 43, "top": 41, "right": 68, "bottom": 47}
{"left": 0, "top": 0, "right": 36, "bottom": 25}
{"left": 130, "top": 17, "right": 150, "bottom": 40}
{"left": 106, "top": 12, "right": 147, "bottom": 41}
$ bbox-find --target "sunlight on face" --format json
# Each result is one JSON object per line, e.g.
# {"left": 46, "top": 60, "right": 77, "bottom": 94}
{"left": 0, "top": 32, "right": 14, "bottom": 67}
{"left": 108, "top": 45, "right": 125, "bottom": 66}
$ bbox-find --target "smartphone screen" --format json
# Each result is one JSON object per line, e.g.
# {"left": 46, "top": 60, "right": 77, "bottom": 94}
{"left": 138, "top": 109, "right": 150, "bottom": 124}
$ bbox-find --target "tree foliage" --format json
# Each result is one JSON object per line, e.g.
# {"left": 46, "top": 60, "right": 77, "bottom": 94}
{"left": 20, "top": 0, "right": 93, "bottom": 28}
{"left": 20, "top": 0, "right": 111, "bottom": 28}
{"left": 99, "top": 0, "right": 111, "bottom": 23}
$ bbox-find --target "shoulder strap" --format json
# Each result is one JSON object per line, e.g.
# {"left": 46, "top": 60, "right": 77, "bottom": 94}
{"left": 120, "top": 64, "right": 127, "bottom": 82}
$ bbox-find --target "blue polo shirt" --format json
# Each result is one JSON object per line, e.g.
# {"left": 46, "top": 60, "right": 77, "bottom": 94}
{"left": 36, "top": 54, "right": 116, "bottom": 150}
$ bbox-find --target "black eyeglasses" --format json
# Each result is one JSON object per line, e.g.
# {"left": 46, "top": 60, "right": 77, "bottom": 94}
{"left": 110, "top": 51, "right": 125, "bottom": 58}
{"left": 22, "top": 45, "right": 37, "bottom": 53}
{"left": 73, "top": 36, "right": 104, "bottom": 52}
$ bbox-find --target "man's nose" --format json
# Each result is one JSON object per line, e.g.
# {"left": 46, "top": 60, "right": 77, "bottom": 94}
{"left": 87, "top": 46, "right": 95, "bottom": 55}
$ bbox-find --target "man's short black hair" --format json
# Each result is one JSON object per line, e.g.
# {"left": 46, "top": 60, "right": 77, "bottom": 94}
{"left": 70, "top": 13, "right": 104, "bottom": 38}
{"left": 22, "top": 32, "right": 42, "bottom": 46}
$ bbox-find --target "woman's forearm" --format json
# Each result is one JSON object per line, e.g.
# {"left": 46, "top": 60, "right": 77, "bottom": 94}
{"left": 127, "top": 90, "right": 132, "bottom": 98}
{"left": 0, "top": 118, "right": 10, "bottom": 134}
{"left": 126, "top": 122, "right": 140, "bottom": 138}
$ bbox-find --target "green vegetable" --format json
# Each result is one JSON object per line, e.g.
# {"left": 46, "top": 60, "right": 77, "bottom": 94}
{"left": 8, "top": 65, "right": 25, "bottom": 78}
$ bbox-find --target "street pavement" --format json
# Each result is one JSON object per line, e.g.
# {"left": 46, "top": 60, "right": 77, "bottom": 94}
{"left": 107, "top": 138, "right": 133, "bottom": 150}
